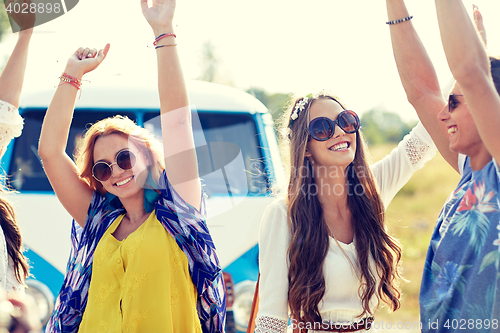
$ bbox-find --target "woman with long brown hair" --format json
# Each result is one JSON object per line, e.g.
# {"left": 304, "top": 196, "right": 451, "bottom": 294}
{"left": 254, "top": 94, "right": 436, "bottom": 332}
{"left": 0, "top": 0, "right": 34, "bottom": 295}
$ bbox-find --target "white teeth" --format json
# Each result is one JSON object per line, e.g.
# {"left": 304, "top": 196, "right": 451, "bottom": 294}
{"left": 448, "top": 126, "right": 457, "bottom": 134}
{"left": 116, "top": 177, "right": 133, "bottom": 186}
{"left": 331, "top": 142, "right": 349, "bottom": 151}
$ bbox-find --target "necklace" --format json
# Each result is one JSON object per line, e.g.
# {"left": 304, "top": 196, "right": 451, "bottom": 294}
{"left": 326, "top": 223, "right": 361, "bottom": 281}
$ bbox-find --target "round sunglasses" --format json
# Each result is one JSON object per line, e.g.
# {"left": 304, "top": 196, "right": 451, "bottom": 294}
{"left": 92, "top": 149, "right": 139, "bottom": 182}
{"left": 308, "top": 110, "right": 360, "bottom": 141}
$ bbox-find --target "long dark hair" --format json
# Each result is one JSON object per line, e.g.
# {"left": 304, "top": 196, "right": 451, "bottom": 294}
{"left": 0, "top": 184, "right": 29, "bottom": 284}
{"left": 279, "top": 94, "right": 402, "bottom": 323}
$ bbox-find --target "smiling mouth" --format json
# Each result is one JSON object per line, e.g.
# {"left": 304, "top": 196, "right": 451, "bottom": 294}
{"left": 115, "top": 176, "right": 133, "bottom": 186}
{"left": 329, "top": 142, "right": 350, "bottom": 151}
{"left": 448, "top": 126, "right": 457, "bottom": 134}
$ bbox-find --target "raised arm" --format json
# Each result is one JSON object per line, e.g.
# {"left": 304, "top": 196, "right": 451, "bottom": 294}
{"left": 0, "top": 0, "right": 35, "bottom": 108}
{"left": 435, "top": 0, "right": 500, "bottom": 166}
{"left": 141, "top": 0, "right": 201, "bottom": 210}
{"left": 385, "top": 0, "right": 458, "bottom": 171}
{"left": 38, "top": 45, "right": 110, "bottom": 227}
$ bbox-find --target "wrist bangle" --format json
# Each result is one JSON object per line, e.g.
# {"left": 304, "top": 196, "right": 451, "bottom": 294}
{"left": 386, "top": 15, "right": 413, "bottom": 25}
{"left": 153, "top": 33, "right": 176, "bottom": 46}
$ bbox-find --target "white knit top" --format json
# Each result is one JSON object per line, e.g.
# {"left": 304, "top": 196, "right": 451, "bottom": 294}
{"left": 0, "top": 99, "right": 25, "bottom": 296}
{"left": 256, "top": 122, "right": 437, "bottom": 333}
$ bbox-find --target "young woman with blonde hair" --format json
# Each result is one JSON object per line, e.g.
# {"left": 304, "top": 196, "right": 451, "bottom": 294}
{"left": 38, "top": 0, "right": 224, "bottom": 332}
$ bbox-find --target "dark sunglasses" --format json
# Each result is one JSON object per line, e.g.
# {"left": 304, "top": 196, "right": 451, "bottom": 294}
{"left": 92, "top": 149, "right": 139, "bottom": 182}
{"left": 448, "top": 94, "right": 464, "bottom": 113}
{"left": 308, "top": 110, "right": 360, "bottom": 141}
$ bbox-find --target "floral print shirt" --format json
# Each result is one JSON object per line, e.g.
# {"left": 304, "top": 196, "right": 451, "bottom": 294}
{"left": 420, "top": 155, "right": 500, "bottom": 332}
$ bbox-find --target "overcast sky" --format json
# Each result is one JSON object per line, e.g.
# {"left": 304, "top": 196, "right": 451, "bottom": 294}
{"left": 1, "top": 0, "right": 500, "bottom": 121}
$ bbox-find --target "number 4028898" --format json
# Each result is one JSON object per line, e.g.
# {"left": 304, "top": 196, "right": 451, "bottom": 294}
{"left": 5, "top": 1, "right": 61, "bottom": 14}
{"left": 443, "top": 319, "right": 498, "bottom": 330}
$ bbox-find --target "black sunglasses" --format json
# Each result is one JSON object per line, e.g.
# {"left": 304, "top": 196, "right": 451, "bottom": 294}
{"left": 449, "top": 94, "right": 464, "bottom": 113}
{"left": 92, "top": 149, "right": 139, "bottom": 182}
{"left": 308, "top": 110, "right": 360, "bottom": 141}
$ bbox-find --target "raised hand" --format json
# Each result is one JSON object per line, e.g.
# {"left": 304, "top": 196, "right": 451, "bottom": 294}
{"left": 141, "top": 0, "right": 175, "bottom": 33}
{"left": 473, "top": 4, "right": 487, "bottom": 47}
{"left": 5, "top": 0, "right": 36, "bottom": 32}
{"left": 65, "top": 44, "right": 111, "bottom": 78}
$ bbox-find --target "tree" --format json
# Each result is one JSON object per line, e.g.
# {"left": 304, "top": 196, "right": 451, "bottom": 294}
{"left": 246, "top": 87, "right": 289, "bottom": 122}
{"left": 0, "top": 4, "right": 10, "bottom": 43}
{"left": 199, "top": 41, "right": 219, "bottom": 83}
{"left": 198, "top": 40, "right": 236, "bottom": 86}
{"left": 360, "top": 108, "right": 416, "bottom": 145}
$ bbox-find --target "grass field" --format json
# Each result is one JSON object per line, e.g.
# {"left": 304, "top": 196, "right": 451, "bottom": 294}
{"left": 368, "top": 143, "right": 461, "bottom": 332}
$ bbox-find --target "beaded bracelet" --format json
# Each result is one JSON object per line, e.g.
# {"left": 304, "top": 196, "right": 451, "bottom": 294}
{"left": 58, "top": 73, "right": 82, "bottom": 90}
{"left": 386, "top": 15, "right": 413, "bottom": 25}
{"left": 58, "top": 73, "right": 90, "bottom": 98}
{"left": 153, "top": 33, "right": 176, "bottom": 46}
{"left": 155, "top": 44, "right": 177, "bottom": 49}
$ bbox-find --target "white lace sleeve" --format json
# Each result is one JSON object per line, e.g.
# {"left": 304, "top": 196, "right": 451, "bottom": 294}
{"left": 255, "top": 316, "right": 288, "bottom": 333}
{"left": 255, "top": 199, "right": 290, "bottom": 333}
{"left": 371, "top": 122, "right": 437, "bottom": 209}
{"left": 0, "top": 100, "right": 24, "bottom": 157}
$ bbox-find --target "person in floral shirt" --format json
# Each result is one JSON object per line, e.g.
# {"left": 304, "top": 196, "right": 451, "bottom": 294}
{"left": 386, "top": 0, "right": 500, "bottom": 331}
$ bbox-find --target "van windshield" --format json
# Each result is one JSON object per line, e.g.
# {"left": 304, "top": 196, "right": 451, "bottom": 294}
{"left": 8, "top": 110, "right": 269, "bottom": 196}
{"left": 144, "top": 111, "right": 268, "bottom": 196}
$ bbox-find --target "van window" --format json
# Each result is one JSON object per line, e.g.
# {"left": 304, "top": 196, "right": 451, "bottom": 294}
{"left": 143, "top": 112, "right": 268, "bottom": 196}
{"left": 8, "top": 110, "right": 136, "bottom": 191}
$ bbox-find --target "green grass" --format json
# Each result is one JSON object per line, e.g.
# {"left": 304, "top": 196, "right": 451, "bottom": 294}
{"left": 368, "top": 144, "right": 461, "bottom": 332}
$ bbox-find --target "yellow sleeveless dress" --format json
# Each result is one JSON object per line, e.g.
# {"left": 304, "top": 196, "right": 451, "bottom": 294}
{"left": 78, "top": 212, "right": 202, "bottom": 333}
